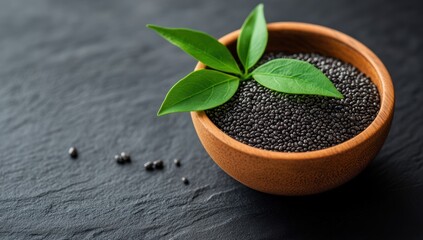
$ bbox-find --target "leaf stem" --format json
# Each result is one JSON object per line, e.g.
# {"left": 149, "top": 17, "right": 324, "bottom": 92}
{"left": 241, "top": 72, "right": 253, "bottom": 81}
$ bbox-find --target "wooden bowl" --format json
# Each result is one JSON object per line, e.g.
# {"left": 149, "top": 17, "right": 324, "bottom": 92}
{"left": 191, "top": 22, "right": 394, "bottom": 196}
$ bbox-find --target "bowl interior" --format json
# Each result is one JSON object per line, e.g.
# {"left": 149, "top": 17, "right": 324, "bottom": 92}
{"left": 194, "top": 22, "right": 394, "bottom": 159}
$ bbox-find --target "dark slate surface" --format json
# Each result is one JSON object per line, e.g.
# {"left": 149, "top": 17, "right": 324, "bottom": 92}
{"left": 0, "top": 0, "right": 422, "bottom": 239}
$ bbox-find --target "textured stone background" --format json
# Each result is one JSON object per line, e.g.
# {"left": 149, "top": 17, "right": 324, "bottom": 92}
{"left": 0, "top": 0, "right": 422, "bottom": 239}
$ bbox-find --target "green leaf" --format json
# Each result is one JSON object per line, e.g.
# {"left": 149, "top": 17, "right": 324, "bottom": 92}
{"left": 237, "top": 4, "right": 267, "bottom": 72}
{"left": 147, "top": 24, "right": 241, "bottom": 75}
{"left": 158, "top": 70, "right": 240, "bottom": 116}
{"left": 252, "top": 59, "right": 344, "bottom": 98}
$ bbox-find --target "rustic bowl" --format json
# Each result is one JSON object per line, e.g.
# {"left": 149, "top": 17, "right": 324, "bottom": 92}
{"left": 191, "top": 22, "right": 394, "bottom": 196}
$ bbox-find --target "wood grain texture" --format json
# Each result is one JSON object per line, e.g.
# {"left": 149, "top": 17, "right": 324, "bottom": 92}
{"left": 191, "top": 22, "right": 395, "bottom": 195}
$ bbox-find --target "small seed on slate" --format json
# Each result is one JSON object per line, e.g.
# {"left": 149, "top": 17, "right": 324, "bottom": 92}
{"left": 68, "top": 147, "right": 78, "bottom": 159}
{"left": 181, "top": 177, "right": 189, "bottom": 185}
{"left": 174, "top": 159, "right": 181, "bottom": 167}
{"left": 115, "top": 155, "right": 125, "bottom": 164}
{"left": 144, "top": 161, "right": 154, "bottom": 170}
{"left": 153, "top": 160, "right": 164, "bottom": 169}
{"left": 120, "top": 152, "right": 131, "bottom": 163}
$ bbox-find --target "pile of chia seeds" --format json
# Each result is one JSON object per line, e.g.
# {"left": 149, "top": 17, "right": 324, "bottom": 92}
{"left": 206, "top": 52, "right": 380, "bottom": 152}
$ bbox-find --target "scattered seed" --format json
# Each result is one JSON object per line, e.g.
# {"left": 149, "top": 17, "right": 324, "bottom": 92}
{"left": 144, "top": 161, "right": 154, "bottom": 170}
{"left": 68, "top": 147, "right": 78, "bottom": 159}
{"left": 120, "top": 152, "right": 131, "bottom": 163}
{"left": 153, "top": 160, "right": 164, "bottom": 169}
{"left": 206, "top": 52, "right": 380, "bottom": 152}
{"left": 181, "top": 177, "right": 189, "bottom": 185}
{"left": 173, "top": 159, "right": 181, "bottom": 167}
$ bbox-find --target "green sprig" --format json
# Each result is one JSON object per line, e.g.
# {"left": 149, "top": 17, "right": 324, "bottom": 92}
{"left": 147, "top": 4, "right": 343, "bottom": 116}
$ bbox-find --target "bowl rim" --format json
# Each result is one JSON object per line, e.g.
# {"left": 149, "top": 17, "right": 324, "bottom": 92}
{"left": 191, "top": 22, "right": 394, "bottom": 161}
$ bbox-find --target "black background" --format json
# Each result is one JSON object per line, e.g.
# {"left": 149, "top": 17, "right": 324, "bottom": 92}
{"left": 1, "top": 0, "right": 422, "bottom": 239}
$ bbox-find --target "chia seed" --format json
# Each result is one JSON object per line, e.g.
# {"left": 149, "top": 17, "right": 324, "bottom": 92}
{"left": 206, "top": 52, "right": 380, "bottom": 152}
{"left": 173, "top": 159, "right": 181, "bottom": 167}
{"left": 144, "top": 161, "right": 154, "bottom": 170}
{"left": 181, "top": 177, "right": 189, "bottom": 185}
{"left": 153, "top": 160, "right": 164, "bottom": 169}
{"left": 115, "top": 155, "right": 125, "bottom": 164}
{"left": 68, "top": 147, "right": 78, "bottom": 159}
{"left": 120, "top": 152, "right": 131, "bottom": 163}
